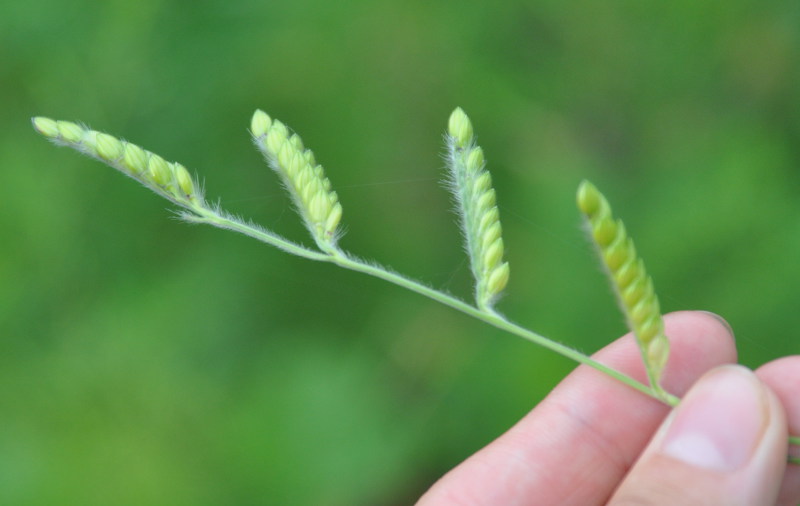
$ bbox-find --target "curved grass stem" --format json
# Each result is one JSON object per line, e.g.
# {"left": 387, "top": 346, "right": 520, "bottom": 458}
{"left": 189, "top": 208, "right": 800, "bottom": 463}
{"left": 194, "top": 205, "right": 679, "bottom": 406}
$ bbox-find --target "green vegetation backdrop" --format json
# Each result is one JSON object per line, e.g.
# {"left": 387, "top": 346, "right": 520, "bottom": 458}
{"left": 2, "top": 1, "right": 799, "bottom": 504}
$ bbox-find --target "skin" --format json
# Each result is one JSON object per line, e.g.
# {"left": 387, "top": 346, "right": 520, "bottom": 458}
{"left": 416, "top": 311, "right": 800, "bottom": 505}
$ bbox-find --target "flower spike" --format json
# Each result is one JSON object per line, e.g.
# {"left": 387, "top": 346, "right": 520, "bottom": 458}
{"left": 577, "top": 180, "right": 671, "bottom": 400}
{"left": 445, "top": 107, "right": 509, "bottom": 311}
{"left": 250, "top": 110, "right": 342, "bottom": 254}
{"left": 32, "top": 116, "right": 204, "bottom": 208}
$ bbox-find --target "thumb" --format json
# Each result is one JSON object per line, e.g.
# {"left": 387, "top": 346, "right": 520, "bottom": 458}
{"left": 609, "top": 365, "right": 788, "bottom": 505}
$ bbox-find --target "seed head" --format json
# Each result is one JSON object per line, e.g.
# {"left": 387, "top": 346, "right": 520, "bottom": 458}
{"left": 445, "top": 107, "right": 509, "bottom": 311}
{"left": 577, "top": 180, "right": 670, "bottom": 390}
{"left": 251, "top": 109, "right": 343, "bottom": 253}
{"left": 32, "top": 116, "right": 204, "bottom": 209}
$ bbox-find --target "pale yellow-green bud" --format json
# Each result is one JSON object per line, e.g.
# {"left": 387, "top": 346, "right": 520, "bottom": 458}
{"left": 123, "top": 143, "right": 148, "bottom": 174}
{"left": 309, "top": 192, "right": 330, "bottom": 223}
{"left": 448, "top": 107, "right": 474, "bottom": 148}
{"left": 82, "top": 131, "right": 99, "bottom": 155}
{"left": 478, "top": 207, "right": 499, "bottom": 234}
{"left": 614, "top": 258, "right": 642, "bottom": 289}
{"left": 32, "top": 117, "right": 59, "bottom": 138}
{"left": 473, "top": 172, "right": 492, "bottom": 194}
{"left": 637, "top": 317, "right": 660, "bottom": 344}
{"left": 289, "top": 134, "right": 304, "bottom": 152}
{"left": 593, "top": 218, "right": 618, "bottom": 248}
{"left": 604, "top": 234, "right": 634, "bottom": 271}
{"left": 174, "top": 163, "right": 194, "bottom": 196}
{"left": 466, "top": 147, "right": 484, "bottom": 172}
{"left": 577, "top": 180, "right": 603, "bottom": 216}
{"left": 487, "top": 262, "right": 510, "bottom": 295}
{"left": 320, "top": 173, "right": 331, "bottom": 192}
{"left": 484, "top": 238, "right": 504, "bottom": 270}
{"left": 477, "top": 188, "right": 496, "bottom": 210}
{"left": 95, "top": 133, "right": 124, "bottom": 161}
{"left": 148, "top": 154, "right": 171, "bottom": 186}
{"left": 647, "top": 336, "right": 670, "bottom": 374}
{"left": 58, "top": 121, "right": 84, "bottom": 143}
{"left": 250, "top": 109, "right": 271, "bottom": 138}
{"left": 481, "top": 223, "right": 502, "bottom": 251}
{"left": 325, "top": 202, "right": 343, "bottom": 232}
{"left": 266, "top": 121, "right": 288, "bottom": 154}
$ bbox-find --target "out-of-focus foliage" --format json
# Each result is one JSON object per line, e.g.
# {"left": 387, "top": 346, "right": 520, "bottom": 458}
{"left": 2, "top": 0, "right": 799, "bottom": 504}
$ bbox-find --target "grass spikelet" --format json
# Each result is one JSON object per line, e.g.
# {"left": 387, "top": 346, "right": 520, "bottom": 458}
{"left": 577, "top": 180, "right": 671, "bottom": 398}
{"left": 250, "top": 109, "right": 342, "bottom": 253}
{"left": 31, "top": 116, "right": 204, "bottom": 208}
{"left": 446, "top": 107, "right": 509, "bottom": 311}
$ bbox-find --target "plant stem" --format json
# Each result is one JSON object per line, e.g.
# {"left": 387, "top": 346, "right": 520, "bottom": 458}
{"left": 191, "top": 206, "right": 679, "bottom": 406}
{"left": 190, "top": 207, "right": 330, "bottom": 262}
{"left": 186, "top": 207, "right": 800, "bottom": 463}
{"left": 326, "top": 249, "right": 680, "bottom": 406}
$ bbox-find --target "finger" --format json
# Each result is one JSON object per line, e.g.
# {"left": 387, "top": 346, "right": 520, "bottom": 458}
{"left": 608, "top": 365, "right": 787, "bottom": 505}
{"left": 756, "top": 356, "right": 800, "bottom": 506}
{"left": 416, "top": 311, "right": 736, "bottom": 506}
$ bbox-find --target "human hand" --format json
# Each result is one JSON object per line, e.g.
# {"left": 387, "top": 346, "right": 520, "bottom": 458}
{"left": 416, "top": 311, "right": 800, "bottom": 505}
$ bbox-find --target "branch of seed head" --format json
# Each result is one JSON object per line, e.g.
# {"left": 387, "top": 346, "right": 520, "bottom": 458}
{"left": 446, "top": 107, "right": 510, "bottom": 312}
{"left": 577, "top": 180, "right": 670, "bottom": 392}
{"left": 31, "top": 117, "right": 207, "bottom": 212}
{"left": 250, "top": 110, "right": 343, "bottom": 254}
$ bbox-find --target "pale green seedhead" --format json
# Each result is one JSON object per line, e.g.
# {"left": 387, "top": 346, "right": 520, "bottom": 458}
{"left": 32, "top": 116, "right": 203, "bottom": 207}
{"left": 446, "top": 107, "right": 509, "bottom": 311}
{"left": 577, "top": 180, "right": 670, "bottom": 397}
{"left": 250, "top": 109, "right": 342, "bottom": 253}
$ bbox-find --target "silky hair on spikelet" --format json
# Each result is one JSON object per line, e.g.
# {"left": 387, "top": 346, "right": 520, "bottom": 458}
{"left": 250, "top": 110, "right": 343, "bottom": 254}
{"left": 445, "top": 107, "right": 509, "bottom": 312}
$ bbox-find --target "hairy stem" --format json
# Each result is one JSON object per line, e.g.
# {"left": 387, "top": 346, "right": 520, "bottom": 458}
{"left": 194, "top": 205, "right": 679, "bottom": 406}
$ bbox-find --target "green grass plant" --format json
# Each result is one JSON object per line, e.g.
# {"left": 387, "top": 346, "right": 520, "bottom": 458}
{"left": 32, "top": 108, "right": 799, "bottom": 464}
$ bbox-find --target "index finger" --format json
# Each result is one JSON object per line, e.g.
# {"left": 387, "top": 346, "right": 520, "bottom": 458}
{"left": 416, "top": 311, "right": 737, "bottom": 506}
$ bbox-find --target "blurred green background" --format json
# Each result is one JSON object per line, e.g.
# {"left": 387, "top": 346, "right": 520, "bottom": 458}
{"left": 2, "top": 0, "right": 799, "bottom": 504}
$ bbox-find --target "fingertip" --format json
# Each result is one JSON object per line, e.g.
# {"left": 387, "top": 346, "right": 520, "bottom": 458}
{"left": 756, "top": 356, "right": 800, "bottom": 505}
{"left": 693, "top": 311, "right": 735, "bottom": 340}
{"left": 656, "top": 311, "right": 737, "bottom": 395}
{"left": 610, "top": 365, "right": 788, "bottom": 505}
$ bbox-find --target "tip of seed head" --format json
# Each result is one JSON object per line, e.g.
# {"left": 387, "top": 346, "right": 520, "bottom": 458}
{"left": 251, "top": 109, "right": 272, "bottom": 138}
{"left": 448, "top": 107, "right": 473, "bottom": 148}
{"left": 32, "top": 116, "right": 60, "bottom": 138}
{"left": 577, "top": 180, "right": 603, "bottom": 217}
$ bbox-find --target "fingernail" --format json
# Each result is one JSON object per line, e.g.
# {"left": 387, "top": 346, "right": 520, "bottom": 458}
{"left": 661, "top": 365, "right": 767, "bottom": 471}
{"left": 697, "top": 311, "right": 735, "bottom": 341}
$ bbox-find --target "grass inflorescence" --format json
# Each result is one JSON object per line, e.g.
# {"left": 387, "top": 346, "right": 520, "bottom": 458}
{"left": 32, "top": 117, "right": 204, "bottom": 209}
{"left": 250, "top": 110, "right": 343, "bottom": 254}
{"left": 32, "top": 108, "right": 799, "bottom": 465}
{"left": 577, "top": 180, "right": 671, "bottom": 401}
{"left": 445, "top": 107, "right": 509, "bottom": 312}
